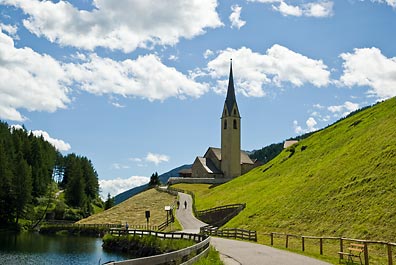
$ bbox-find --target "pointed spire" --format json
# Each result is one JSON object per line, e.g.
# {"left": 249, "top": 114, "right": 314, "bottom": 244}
{"left": 225, "top": 59, "right": 237, "bottom": 114}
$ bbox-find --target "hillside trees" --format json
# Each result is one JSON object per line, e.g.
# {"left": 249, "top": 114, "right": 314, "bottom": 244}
{"left": 149, "top": 172, "right": 160, "bottom": 187}
{"left": 0, "top": 121, "right": 100, "bottom": 225}
{"left": 62, "top": 153, "right": 99, "bottom": 216}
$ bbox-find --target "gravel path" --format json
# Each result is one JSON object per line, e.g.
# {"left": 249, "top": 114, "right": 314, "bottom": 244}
{"left": 175, "top": 192, "right": 332, "bottom": 265}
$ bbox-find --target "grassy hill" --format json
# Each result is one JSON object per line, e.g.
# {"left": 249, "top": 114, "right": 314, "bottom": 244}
{"left": 174, "top": 97, "right": 396, "bottom": 241}
{"left": 78, "top": 189, "right": 179, "bottom": 229}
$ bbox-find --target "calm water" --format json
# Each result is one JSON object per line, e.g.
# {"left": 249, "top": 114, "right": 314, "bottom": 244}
{"left": 0, "top": 231, "right": 131, "bottom": 265}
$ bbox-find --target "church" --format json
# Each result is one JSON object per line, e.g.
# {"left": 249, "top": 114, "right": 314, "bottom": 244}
{"left": 180, "top": 61, "right": 259, "bottom": 181}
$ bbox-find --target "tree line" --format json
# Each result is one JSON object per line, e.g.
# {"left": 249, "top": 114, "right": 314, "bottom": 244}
{"left": 0, "top": 121, "right": 99, "bottom": 226}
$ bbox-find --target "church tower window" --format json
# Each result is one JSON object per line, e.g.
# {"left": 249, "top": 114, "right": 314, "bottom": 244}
{"left": 233, "top": 119, "right": 237, "bottom": 129}
{"left": 224, "top": 120, "right": 227, "bottom": 129}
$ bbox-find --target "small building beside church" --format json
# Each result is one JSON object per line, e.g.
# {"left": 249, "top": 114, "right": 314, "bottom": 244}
{"left": 186, "top": 61, "right": 259, "bottom": 181}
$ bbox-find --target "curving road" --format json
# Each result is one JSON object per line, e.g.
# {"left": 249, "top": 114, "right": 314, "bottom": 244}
{"left": 176, "top": 192, "right": 332, "bottom": 265}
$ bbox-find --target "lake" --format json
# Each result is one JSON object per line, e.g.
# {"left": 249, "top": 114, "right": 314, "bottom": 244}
{"left": 0, "top": 231, "right": 131, "bottom": 265}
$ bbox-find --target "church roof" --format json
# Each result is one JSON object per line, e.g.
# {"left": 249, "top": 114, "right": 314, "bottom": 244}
{"left": 205, "top": 147, "right": 254, "bottom": 165}
{"left": 225, "top": 60, "right": 238, "bottom": 115}
{"left": 196, "top": 157, "right": 223, "bottom": 174}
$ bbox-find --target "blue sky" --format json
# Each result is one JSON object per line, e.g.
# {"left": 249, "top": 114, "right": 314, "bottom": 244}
{"left": 1, "top": 0, "right": 396, "bottom": 198}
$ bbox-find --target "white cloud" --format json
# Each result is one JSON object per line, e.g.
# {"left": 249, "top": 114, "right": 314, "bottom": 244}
{"left": 328, "top": 101, "right": 359, "bottom": 117}
{"left": 273, "top": 1, "right": 303, "bottom": 16}
{"left": 99, "top": 176, "right": 149, "bottom": 199}
{"left": 204, "top": 49, "right": 214, "bottom": 59}
{"left": 0, "top": 23, "right": 18, "bottom": 39}
{"left": 67, "top": 53, "right": 209, "bottom": 101}
{"left": 207, "top": 45, "right": 330, "bottom": 97}
{"left": 30, "top": 130, "right": 71, "bottom": 151}
{"left": 293, "top": 117, "right": 318, "bottom": 134}
{"left": 370, "top": 0, "right": 396, "bottom": 8}
{"left": 339, "top": 47, "right": 396, "bottom": 99}
{"left": 111, "top": 163, "right": 130, "bottom": 170}
{"left": 4, "top": 0, "right": 223, "bottom": 53}
{"left": 0, "top": 27, "right": 210, "bottom": 121}
{"left": 145, "top": 152, "right": 170, "bottom": 165}
{"left": 129, "top": 157, "right": 143, "bottom": 163}
{"left": 250, "top": 0, "right": 334, "bottom": 17}
{"left": 303, "top": 1, "right": 334, "bottom": 17}
{"left": 230, "top": 5, "right": 246, "bottom": 29}
{"left": 0, "top": 30, "right": 70, "bottom": 121}
{"left": 168, "top": 55, "right": 178, "bottom": 61}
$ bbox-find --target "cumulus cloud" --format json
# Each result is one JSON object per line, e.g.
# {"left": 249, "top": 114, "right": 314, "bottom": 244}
{"left": 99, "top": 176, "right": 149, "bottom": 199}
{"left": 328, "top": 101, "right": 359, "bottom": 117}
{"left": 67, "top": 53, "right": 209, "bottom": 101}
{"left": 293, "top": 117, "right": 318, "bottom": 134}
{"left": 145, "top": 152, "right": 170, "bottom": 165}
{"left": 229, "top": 5, "right": 246, "bottom": 29}
{"left": 0, "top": 30, "right": 70, "bottom": 121}
{"left": 3, "top": 0, "right": 222, "bottom": 53}
{"left": 0, "top": 28, "right": 209, "bottom": 121}
{"left": 273, "top": 1, "right": 303, "bottom": 16}
{"left": 0, "top": 23, "right": 18, "bottom": 39}
{"left": 250, "top": 0, "right": 334, "bottom": 17}
{"left": 31, "top": 130, "right": 71, "bottom": 151}
{"left": 339, "top": 47, "right": 396, "bottom": 99}
{"left": 370, "top": 0, "right": 396, "bottom": 8}
{"left": 207, "top": 45, "right": 330, "bottom": 97}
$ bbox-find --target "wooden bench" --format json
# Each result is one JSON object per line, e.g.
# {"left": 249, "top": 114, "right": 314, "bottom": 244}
{"left": 338, "top": 243, "right": 364, "bottom": 264}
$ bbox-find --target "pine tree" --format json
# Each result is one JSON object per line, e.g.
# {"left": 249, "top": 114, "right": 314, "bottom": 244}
{"left": 149, "top": 172, "right": 160, "bottom": 187}
{"left": 12, "top": 154, "right": 32, "bottom": 224}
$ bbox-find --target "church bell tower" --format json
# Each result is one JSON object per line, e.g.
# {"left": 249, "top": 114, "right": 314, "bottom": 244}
{"left": 221, "top": 60, "right": 241, "bottom": 178}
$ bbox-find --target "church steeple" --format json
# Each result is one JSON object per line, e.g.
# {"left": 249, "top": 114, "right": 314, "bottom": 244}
{"left": 223, "top": 59, "right": 240, "bottom": 118}
{"left": 221, "top": 59, "right": 241, "bottom": 178}
{"left": 225, "top": 59, "right": 237, "bottom": 115}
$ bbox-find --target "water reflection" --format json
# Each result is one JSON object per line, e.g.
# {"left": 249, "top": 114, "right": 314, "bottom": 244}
{"left": 0, "top": 231, "right": 130, "bottom": 265}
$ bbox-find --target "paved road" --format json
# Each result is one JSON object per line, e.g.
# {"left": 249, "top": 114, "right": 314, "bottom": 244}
{"left": 175, "top": 192, "right": 332, "bottom": 265}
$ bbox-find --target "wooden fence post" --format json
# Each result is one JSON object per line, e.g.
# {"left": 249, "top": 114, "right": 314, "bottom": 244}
{"left": 302, "top": 236, "right": 305, "bottom": 252}
{"left": 364, "top": 242, "right": 369, "bottom": 265}
{"left": 270, "top": 233, "right": 274, "bottom": 246}
{"left": 388, "top": 244, "right": 393, "bottom": 265}
{"left": 320, "top": 238, "right": 323, "bottom": 255}
{"left": 286, "top": 234, "right": 289, "bottom": 248}
{"left": 339, "top": 238, "right": 344, "bottom": 260}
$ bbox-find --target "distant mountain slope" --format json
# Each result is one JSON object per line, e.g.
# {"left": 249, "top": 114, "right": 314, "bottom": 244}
{"left": 188, "top": 97, "right": 396, "bottom": 241}
{"left": 114, "top": 164, "right": 191, "bottom": 205}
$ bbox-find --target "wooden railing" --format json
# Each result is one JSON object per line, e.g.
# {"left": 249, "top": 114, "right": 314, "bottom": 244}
{"left": 200, "top": 225, "right": 257, "bottom": 242}
{"left": 109, "top": 228, "right": 207, "bottom": 242}
{"left": 197, "top": 203, "right": 246, "bottom": 215}
{"left": 157, "top": 215, "right": 175, "bottom": 231}
{"left": 107, "top": 229, "right": 211, "bottom": 265}
{"left": 41, "top": 223, "right": 158, "bottom": 231}
{"left": 197, "top": 203, "right": 246, "bottom": 227}
{"left": 269, "top": 232, "right": 396, "bottom": 265}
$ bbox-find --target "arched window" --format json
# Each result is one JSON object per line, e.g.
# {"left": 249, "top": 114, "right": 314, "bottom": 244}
{"left": 233, "top": 119, "right": 237, "bottom": 129}
{"left": 224, "top": 120, "right": 227, "bottom": 129}
{"left": 234, "top": 109, "right": 237, "bottom": 115}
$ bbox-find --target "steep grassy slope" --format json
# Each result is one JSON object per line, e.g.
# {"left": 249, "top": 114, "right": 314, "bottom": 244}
{"left": 175, "top": 97, "right": 396, "bottom": 241}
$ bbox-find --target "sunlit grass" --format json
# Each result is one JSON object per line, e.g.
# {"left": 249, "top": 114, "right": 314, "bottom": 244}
{"left": 78, "top": 188, "right": 178, "bottom": 228}
{"left": 173, "top": 98, "right": 396, "bottom": 265}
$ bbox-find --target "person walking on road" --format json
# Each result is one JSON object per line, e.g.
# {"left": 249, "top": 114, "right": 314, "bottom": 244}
{"left": 184, "top": 200, "right": 187, "bottom": 209}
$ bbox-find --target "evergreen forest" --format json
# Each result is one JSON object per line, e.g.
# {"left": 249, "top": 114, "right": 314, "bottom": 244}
{"left": 0, "top": 121, "right": 101, "bottom": 228}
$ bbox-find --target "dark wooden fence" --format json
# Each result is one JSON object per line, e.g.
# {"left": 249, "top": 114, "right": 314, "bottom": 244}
{"left": 41, "top": 223, "right": 159, "bottom": 231}
{"left": 200, "top": 225, "right": 257, "bottom": 242}
{"left": 269, "top": 232, "right": 396, "bottom": 265}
